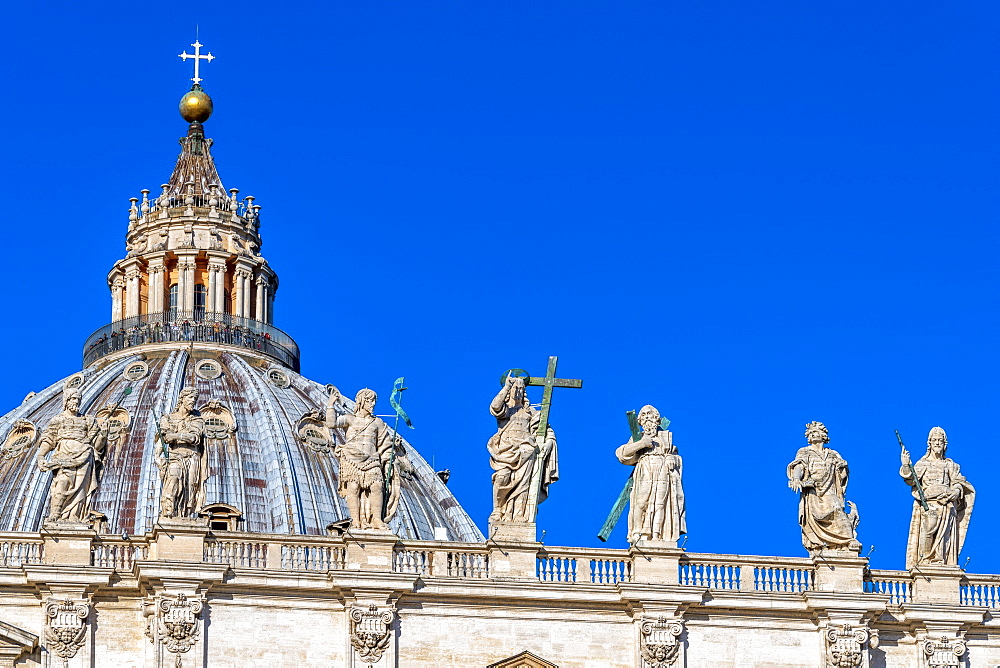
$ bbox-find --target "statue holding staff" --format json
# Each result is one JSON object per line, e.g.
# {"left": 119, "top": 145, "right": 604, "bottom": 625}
{"left": 900, "top": 427, "right": 974, "bottom": 569}
{"left": 37, "top": 388, "right": 104, "bottom": 524}
{"left": 325, "top": 386, "right": 400, "bottom": 531}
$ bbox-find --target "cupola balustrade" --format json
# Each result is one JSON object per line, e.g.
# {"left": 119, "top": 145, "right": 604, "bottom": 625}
{"left": 82, "top": 311, "right": 299, "bottom": 371}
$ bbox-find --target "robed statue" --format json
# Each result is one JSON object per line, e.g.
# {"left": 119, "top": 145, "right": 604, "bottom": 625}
{"left": 616, "top": 405, "right": 685, "bottom": 545}
{"left": 37, "top": 388, "right": 104, "bottom": 524}
{"left": 156, "top": 387, "right": 209, "bottom": 520}
{"left": 787, "top": 421, "right": 860, "bottom": 553}
{"left": 325, "top": 387, "right": 401, "bottom": 531}
{"left": 487, "top": 375, "right": 558, "bottom": 525}
{"left": 900, "top": 426, "right": 974, "bottom": 569}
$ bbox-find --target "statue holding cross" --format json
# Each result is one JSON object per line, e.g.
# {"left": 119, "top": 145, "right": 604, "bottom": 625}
{"left": 487, "top": 357, "right": 581, "bottom": 536}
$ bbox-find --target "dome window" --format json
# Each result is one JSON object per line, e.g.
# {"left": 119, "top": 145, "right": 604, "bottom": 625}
{"left": 199, "top": 503, "right": 243, "bottom": 532}
{"left": 123, "top": 361, "right": 149, "bottom": 381}
{"left": 95, "top": 405, "right": 131, "bottom": 449}
{"left": 267, "top": 369, "right": 290, "bottom": 389}
{"left": 195, "top": 359, "right": 223, "bottom": 380}
{"left": 65, "top": 374, "right": 85, "bottom": 389}
{"left": 1, "top": 419, "right": 37, "bottom": 460}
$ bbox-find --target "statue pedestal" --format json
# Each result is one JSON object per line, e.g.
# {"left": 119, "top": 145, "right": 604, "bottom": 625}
{"left": 345, "top": 529, "right": 398, "bottom": 572}
{"left": 152, "top": 518, "right": 210, "bottom": 562}
{"left": 39, "top": 525, "right": 96, "bottom": 566}
{"left": 909, "top": 564, "right": 963, "bottom": 605}
{"left": 810, "top": 551, "right": 867, "bottom": 593}
{"left": 630, "top": 545, "right": 683, "bottom": 585}
{"left": 488, "top": 520, "right": 536, "bottom": 543}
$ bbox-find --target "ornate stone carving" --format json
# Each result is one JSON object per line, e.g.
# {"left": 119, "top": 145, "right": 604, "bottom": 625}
{"left": 156, "top": 387, "right": 208, "bottom": 520}
{"left": 324, "top": 387, "right": 401, "bottom": 530}
{"left": 37, "top": 388, "right": 104, "bottom": 524}
{"left": 615, "top": 405, "right": 685, "bottom": 545}
{"left": 639, "top": 616, "right": 683, "bottom": 668}
{"left": 787, "top": 421, "right": 860, "bottom": 553}
{"left": 146, "top": 594, "right": 204, "bottom": 665}
{"left": 296, "top": 409, "right": 333, "bottom": 454}
{"left": 487, "top": 375, "right": 558, "bottom": 524}
{"left": 1, "top": 419, "right": 37, "bottom": 460}
{"left": 43, "top": 599, "right": 89, "bottom": 667}
{"left": 95, "top": 405, "right": 131, "bottom": 450}
{"left": 200, "top": 400, "right": 237, "bottom": 454}
{"left": 825, "top": 623, "right": 872, "bottom": 667}
{"left": 349, "top": 604, "right": 394, "bottom": 664}
{"left": 900, "top": 427, "right": 975, "bottom": 569}
{"left": 923, "top": 635, "right": 966, "bottom": 668}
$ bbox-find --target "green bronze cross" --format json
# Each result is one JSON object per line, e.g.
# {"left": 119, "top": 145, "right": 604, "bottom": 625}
{"left": 504, "top": 356, "right": 583, "bottom": 520}
{"left": 597, "top": 409, "right": 670, "bottom": 542}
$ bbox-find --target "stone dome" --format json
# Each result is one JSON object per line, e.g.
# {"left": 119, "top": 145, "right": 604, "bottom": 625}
{"left": 0, "top": 349, "right": 483, "bottom": 541}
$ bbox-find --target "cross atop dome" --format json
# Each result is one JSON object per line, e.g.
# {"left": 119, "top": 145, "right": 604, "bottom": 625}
{"left": 179, "top": 39, "right": 215, "bottom": 86}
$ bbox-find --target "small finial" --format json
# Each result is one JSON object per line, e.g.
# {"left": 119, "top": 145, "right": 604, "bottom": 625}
{"left": 178, "top": 39, "right": 215, "bottom": 87}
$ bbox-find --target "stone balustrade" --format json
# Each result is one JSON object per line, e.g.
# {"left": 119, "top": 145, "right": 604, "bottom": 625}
{"left": 8, "top": 528, "right": 997, "bottom": 610}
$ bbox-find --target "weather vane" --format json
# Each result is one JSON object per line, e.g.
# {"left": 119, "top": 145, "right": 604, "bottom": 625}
{"left": 179, "top": 40, "right": 215, "bottom": 86}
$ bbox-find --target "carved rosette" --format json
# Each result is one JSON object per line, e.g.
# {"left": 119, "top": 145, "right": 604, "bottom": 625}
{"left": 826, "top": 623, "right": 873, "bottom": 667}
{"left": 349, "top": 604, "right": 395, "bottom": 664}
{"left": 43, "top": 599, "right": 89, "bottom": 665}
{"left": 923, "top": 635, "right": 966, "bottom": 668}
{"left": 639, "top": 617, "right": 684, "bottom": 668}
{"left": 145, "top": 594, "right": 204, "bottom": 665}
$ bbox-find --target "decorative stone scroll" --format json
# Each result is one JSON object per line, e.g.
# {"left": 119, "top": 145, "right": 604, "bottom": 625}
{"left": 826, "top": 623, "right": 876, "bottom": 667}
{"left": 639, "top": 617, "right": 683, "bottom": 668}
{"left": 349, "top": 604, "right": 395, "bottom": 664}
{"left": 923, "top": 635, "right": 966, "bottom": 668}
{"left": 1, "top": 419, "right": 37, "bottom": 460}
{"left": 43, "top": 599, "right": 89, "bottom": 667}
{"left": 145, "top": 593, "right": 204, "bottom": 666}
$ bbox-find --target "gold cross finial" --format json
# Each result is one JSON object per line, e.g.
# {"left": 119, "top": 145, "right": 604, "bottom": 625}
{"left": 179, "top": 40, "right": 215, "bottom": 86}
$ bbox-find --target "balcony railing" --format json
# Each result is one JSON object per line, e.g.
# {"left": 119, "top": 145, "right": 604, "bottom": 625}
{"left": 82, "top": 311, "right": 300, "bottom": 371}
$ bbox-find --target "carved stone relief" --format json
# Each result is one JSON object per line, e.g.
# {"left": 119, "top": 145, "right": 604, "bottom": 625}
{"left": 296, "top": 410, "right": 332, "bottom": 454}
{"left": 349, "top": 604, "right": 394, "bottom": 665}
{"left": 826, "top": 623, "right": 875, "bottom": 667}
{"left": 95, "top": 405, "right": 131, "bottom": 450}
{"left": 1, "top": 419, "right": 36, "bottom": 460}
{"left": 43, "top": 599, "right": 89, "bottom": 667}
{"left": 144, "top": 593, "right": 204, "bottom": 667}
{"left": 200, "top": 400, "right": 237, "bottom": 454}
{"left": 639, "top": 616, "right": 683, "bottom": 668}
{"left": 923, "top": 635, "right": 966, "bottom": 668}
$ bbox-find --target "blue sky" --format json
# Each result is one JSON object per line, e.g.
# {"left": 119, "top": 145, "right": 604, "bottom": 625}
{"left": 1, "top": 2, "right": 997, "bottom": 571}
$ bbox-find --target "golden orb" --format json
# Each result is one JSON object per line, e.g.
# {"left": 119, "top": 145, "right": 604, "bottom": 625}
{"left": 179, "top": 89, "right": 213, "bottom": 123}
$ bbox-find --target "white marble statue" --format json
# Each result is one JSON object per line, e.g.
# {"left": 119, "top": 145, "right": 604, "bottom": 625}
{"left": 37, "top": 388, "right": 104, "bottom": 524}
{"left": 487, "top": 375, "right": 558, "bottom": 525}
{"left": 156, "top": 388, "right": 208, "bottom": 520}
{"left": 900, "top": 426, "right": 974, "bottom": 569}
{"left": 787, "top": 421, "right": 860, "bottom": 553}
{"left": 325, "top": 387, "right": 400, "bottom": 531}
{"left": 616, "top": 405, "right": 685, "bottom": 545}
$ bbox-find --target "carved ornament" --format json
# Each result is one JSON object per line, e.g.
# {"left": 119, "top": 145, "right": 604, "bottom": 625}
{"left": 923, "top": 635, "right": 966, "bottom": 668}
{"left": 43, "top": 599, "right": 89, "bottom": 666}
{"left": 826, "top": 623, "right": 871, "bottom": 667}
{"left": 350, "top": 604, "right": 394, "bottom": 664}
{"left": 639, "top": 616, "right": 683, "bottom": 668}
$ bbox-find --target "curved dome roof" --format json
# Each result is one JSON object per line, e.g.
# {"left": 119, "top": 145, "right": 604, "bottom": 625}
{"left": 0, "top": 349, "right": 483, "bottom": 542}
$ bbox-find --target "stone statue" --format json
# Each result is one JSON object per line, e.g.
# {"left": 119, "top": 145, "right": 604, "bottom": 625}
{"left": 487, "top": 375, "right": 558, "bottom": 525}
{"left": 900, "top": 427, "right": 974, "bottom": 569}
{"left": 325, "top": 387, "right": 400, "bottom": 531}
{"left": 787, "top": 421, "right": 860, "bottom": 553}
{"left": 156, "top": 387, "right": 208, "bottom": 520}
{"left": 37, "top": 388, "right": 104, "bottom": 524}
{"left": 616, "top": 405, "right": 685, "bottom": 545}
